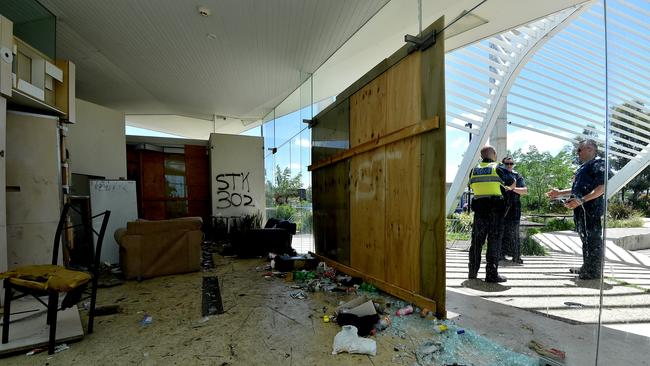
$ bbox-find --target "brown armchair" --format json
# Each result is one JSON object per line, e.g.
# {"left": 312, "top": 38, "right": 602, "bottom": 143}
{"left": 115, "top": 217, "right": 203, "bottom": 280}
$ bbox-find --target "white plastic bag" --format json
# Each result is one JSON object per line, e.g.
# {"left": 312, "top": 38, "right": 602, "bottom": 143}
{"left": 332, "top": 325, "right": 377, "bottom": 356}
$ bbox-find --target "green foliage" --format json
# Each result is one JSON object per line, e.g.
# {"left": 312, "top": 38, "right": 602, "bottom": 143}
{"left": 608, "top": 201, "right": 635, "bottom": 220}
{"left": 511, "top": 146, "right": 575, "bottom": 212}
{"left": 541, "top": 218, "right": 575, "bottom": 232}
{"left": 446, "top": 212, "right": 473, "bottom": 241}
{"left": 275, "top": 204, "right": 296, "bottom": 221}
{"left": 230, "top": 211, "right": 263, "bottom": 235}
{"left": 300, "top": 210, "right": 313, "bottom": 233}
{"left": 266, "top": 165, "right": 303, "bottom": 205}
{"left": 521, "top": 228, "right": 547, "bottom": 256}
{"left": 607, "top": 216, "right": 644, "bottom": 228}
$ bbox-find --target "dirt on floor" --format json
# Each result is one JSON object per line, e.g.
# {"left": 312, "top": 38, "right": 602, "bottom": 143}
{"left": 2, "top": 255, "right": 537, "bottom": 366}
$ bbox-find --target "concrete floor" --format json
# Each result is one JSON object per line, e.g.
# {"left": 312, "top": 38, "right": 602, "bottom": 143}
{"left": 1, "top": 251, "right": 649, "bottom": 365}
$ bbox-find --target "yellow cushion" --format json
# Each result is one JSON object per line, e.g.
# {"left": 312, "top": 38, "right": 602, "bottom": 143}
{"left": 0, "top": 265, "right": 91, "bottom": 292}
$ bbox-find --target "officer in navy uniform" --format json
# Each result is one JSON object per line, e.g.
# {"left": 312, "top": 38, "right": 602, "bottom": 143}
{"left": 547, "top": 139, "right": 609, "bottom": 280}
{"left": 468, "top": 145, "right": 516, "bottom": 283}
{"left": 500, "top": 156, "right": 528, "bottom": 264}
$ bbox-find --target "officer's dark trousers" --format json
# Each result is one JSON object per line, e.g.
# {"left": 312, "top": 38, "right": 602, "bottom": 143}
{"left": 501, "top": 219, "right": 521, "bottom": 259}
{"left": 574, "top": 206, "right": 604, "bottom": 277}
{"left": 469, "top": 197, "right": 505, "bottom": 278}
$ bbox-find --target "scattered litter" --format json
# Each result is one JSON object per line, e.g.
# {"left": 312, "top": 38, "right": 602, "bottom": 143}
{"left": 54, "top": 343, "right": 70, "bottom": 353}
{"left": 374, "top": 315, "right": 392, "bottom": 331}
{"left": 331, "top": 325, "right": 377, "bottom": 356}
{"left": 395, "top": 305, "right": 413, "bottom": 316}
{"left": 528, "top": 340, "right": 566, "bottom": 363}
{"left": 192, "top": 316, "right": 210, "bottom": 328}
{"left": 323, "top": 315, "right": 330, "bottom": 323}
{"left": 290, "top": 291, "right": 307, "bottom": 300}
{"left": 456, "top": 329, "right": 465, "bottom": 335}
{"left": 420, "top": 307, "right": 432, "bottom": 318}
{"left": 359, "top": 282, "right": 377, "bottom": 292}
{"left": 140, "top": 314, "right": 153, "bottom": 326}
{"left": 434, "top": 324, "right": 448, "bottom": 333}
{"left": 293, "top": 270, "right": 317, "bottom": 282}
{"left": 26, "top": 347, "right": 47, "bottom": 356}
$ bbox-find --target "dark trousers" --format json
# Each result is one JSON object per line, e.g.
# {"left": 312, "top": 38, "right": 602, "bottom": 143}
{"left": 469, "top": 198, "right": 505, "bottom": 278}
{"left": 574, "top": 207, "right": 604, "bottom": 277}
{"left": 501, "top": 220, "right": 521, "bottom": 259}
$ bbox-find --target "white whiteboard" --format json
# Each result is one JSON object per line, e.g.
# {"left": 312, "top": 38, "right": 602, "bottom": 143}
{"left": 89, "top": 180, "right": 138, "bottom": 264}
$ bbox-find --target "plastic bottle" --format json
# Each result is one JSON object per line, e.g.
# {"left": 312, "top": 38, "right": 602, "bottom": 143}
{"left": 395, "top": 305, "right": 414, "bottom": 316}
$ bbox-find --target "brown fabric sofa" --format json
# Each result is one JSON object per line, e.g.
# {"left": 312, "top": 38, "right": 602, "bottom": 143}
{"left": 115, "top": 217, "right": 203, "bottom": 280}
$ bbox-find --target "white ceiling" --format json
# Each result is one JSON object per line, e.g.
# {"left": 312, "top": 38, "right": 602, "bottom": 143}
{"left": 38, "top": 0, "right": 390, "bottom": 120}
{"left": 36, "top": 0, "right": 588, "bottom": 135}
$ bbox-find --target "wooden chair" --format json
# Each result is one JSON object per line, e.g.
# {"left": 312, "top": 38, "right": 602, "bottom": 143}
{"left": 1, "top": 203, "right": 110, "bottom": 354}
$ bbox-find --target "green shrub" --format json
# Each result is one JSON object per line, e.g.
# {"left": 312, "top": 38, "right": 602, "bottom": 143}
{"left": 607, "top": 216, "right": 644, "bottom": 228}
{"left": 301, "top": 211, "right": 313, "bottom": 233}
{"left": 446, "top": 212, "right": 473, "bottom": 241}
{"left": 608, "top": 201, "right": 635, "bottom": 220}
{"left": 521, "top": 228, "right": 547, "bottom": 256}
{"left": 275, "top": 204, "right": 296, "bottom": 221}
{"left": 542, "top": 218, "right": 575, "bottom": 232}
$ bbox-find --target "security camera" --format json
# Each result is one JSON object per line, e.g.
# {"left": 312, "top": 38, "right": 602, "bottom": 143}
{"left": 198, "top": 6, "right": 211, "bottom": 17}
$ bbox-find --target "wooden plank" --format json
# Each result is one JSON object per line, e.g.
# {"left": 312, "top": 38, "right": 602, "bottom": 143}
{"left": 350, "top": 148, "right": 386, "bottom": 281}
{"left": 386, "top": 51, "right": 422, "bottom": 134}
{"left": 308, "top": 116, "right": 438, "bottom": 171}
{"left": 385, "top": 136, "right": 421, "bottom": 292}
{"left": 349, "top": 74, "right": 386, "bottom": 147}
{"left": 310, "top": 251, "right": 437, "bottom": 315}
{"left": 419, "top": 16, "right": 447, "bottom": 318}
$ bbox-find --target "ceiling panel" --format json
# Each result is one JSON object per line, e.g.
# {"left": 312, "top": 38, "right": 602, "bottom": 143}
{"left": 37, "top": 0, "right": 389, "bottom": 119}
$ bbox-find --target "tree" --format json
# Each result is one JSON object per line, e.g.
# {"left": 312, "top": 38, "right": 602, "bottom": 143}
{"left": 266, "top": 165, "right": 303, "bottom": 205}
{"left": 511, "top": 145, "right": 575, "bottom": 211}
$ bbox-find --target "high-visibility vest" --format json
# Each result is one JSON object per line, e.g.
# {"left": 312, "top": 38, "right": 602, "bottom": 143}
{"left": 469, "top": 162, "right": 503, "bottom": 198}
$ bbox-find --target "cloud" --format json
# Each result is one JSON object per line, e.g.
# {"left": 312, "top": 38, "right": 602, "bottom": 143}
{"left": 293, "top": 138, "right": 311, "bottom": 147}
{"left": 447, "top": 163, "right": 459, "bottom": 182}
{"left": 507, "top": 126, "right": 570, "bottom": 154}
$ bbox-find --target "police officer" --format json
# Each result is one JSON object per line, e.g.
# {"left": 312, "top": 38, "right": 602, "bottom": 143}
{"left": 546, "top": 139, "right": 608, "bottom": 280}
{"left": 500, "top": 156, "right": 528, "bottom": 264}
{"left": 468, "top": 145, "right": 515, "bottom": 283}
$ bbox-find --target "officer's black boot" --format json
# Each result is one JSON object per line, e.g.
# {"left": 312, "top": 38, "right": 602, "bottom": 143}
{"left": 485, "top": 263, "right": 507, "bottom": 283}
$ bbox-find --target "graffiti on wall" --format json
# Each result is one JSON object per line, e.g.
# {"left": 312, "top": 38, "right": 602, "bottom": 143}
{"left": 215, "top": 172, "right": 255, "bottom": 209}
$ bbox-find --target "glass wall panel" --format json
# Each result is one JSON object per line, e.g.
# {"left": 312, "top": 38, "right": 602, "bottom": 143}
{"left": 262, "top": 73, "right": 314, "bottom": 253}
{"left": 600, "top": 0, "right": 650, "bottom": 364}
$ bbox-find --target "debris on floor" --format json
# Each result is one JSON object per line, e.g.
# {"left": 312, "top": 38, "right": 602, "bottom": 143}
{"left": 140, "top": 314, "right": 153, "bottom": 327}
{"left": 332, "top": 325, "right": 377, "bottom": 356}
{"left": 528, "top": 340, "right": 566, "bottom": 363}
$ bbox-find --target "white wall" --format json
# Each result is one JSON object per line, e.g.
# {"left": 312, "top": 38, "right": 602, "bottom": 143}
{"left": 6, "top": 111, "right": 61, "bottom": 268}
{"left": 67, "top": 98, "right": 126, "bottom": 179}
{"left": 209, "top": 133, "right": 265, "bottom": 219}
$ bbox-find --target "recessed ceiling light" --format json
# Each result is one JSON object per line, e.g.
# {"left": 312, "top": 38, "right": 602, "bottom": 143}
{"left": 207, "top": 33, "right": 217, "bottom": 40}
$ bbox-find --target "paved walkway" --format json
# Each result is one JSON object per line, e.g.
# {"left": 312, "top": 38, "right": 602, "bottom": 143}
{"left": 535, "top": 231, "right": 650, "bottom": 267}
{"left": 447, "top": 247, "right": 650, "bottom": 337}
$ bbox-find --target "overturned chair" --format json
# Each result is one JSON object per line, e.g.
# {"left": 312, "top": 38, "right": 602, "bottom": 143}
{"left": 1, "top": 203, "right": 111, "bottom": 354}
